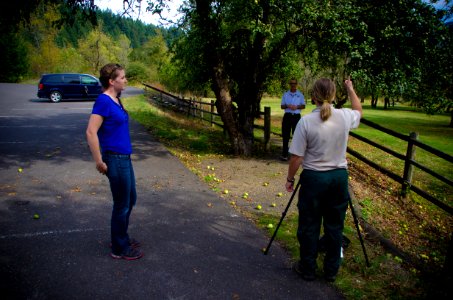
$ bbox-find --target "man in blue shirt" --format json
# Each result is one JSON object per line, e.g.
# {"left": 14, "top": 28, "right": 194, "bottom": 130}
{"left": 280, "top": 78, "right": 306, "bottom": 161}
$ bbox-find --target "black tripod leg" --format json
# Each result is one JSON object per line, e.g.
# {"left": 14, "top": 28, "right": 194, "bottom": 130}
{"left": 264, "top": 178, "right": 301, "bottom": 255}
{"left": 348, "top": 197, "right": 370, "bottom": 267}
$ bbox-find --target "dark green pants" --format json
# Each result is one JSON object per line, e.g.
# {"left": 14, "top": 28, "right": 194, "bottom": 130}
{"left": 297, "top": 168, "right": 349, "bottom": 278}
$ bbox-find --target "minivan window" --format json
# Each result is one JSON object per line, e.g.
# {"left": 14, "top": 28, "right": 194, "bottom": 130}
{"left": 63, "top": 75, "right": 80, "bottom": 84}
{"left": 81, "top": 75, "right": 99, "bottom": 85}
{"left": 44, "top": 75, "right": 63, "bottom": 83}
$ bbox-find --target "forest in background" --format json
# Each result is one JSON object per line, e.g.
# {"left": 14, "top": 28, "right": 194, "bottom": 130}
{"left": 1, "top": 2, "right": 181, "bottom": 89}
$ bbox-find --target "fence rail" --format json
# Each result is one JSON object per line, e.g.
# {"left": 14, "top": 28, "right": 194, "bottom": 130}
{"left": 142, "top": 83, "right": 452, "bottom": 215}
{"left": 143, "top": 83, "right": 273, "bottom": 150}
{"left": 348, "top": 118, "right": 453, "bottom": 215}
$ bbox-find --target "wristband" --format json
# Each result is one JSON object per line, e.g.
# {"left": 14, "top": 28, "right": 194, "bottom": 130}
{"left": 287, "top": 178, "right": 295, "bottom": 183}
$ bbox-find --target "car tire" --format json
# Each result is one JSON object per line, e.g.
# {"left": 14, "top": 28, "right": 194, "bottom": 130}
{"left": 49, "top": 91, "right": 62, "bottom": 103}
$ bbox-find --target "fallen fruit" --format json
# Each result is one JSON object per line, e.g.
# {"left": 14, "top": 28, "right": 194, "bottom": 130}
{"left": 271, "top": 203, "right": 276, "bottom": 207}
{"left": 277, "top": 192, "right": 283, "bottom": 197}
{"left": 256, "top": 205, "right": 262, "bottom": 210}
{"left": 263, "top": 182, "right": 269, "bottom": 186}
{"left": 33, "top": 214, "right": 40, "bottom": 219}
{"left": 18, "top": 168, "right": 23, "bottom": 173}
{"left": 223, "top": 189, "right": 229, "bottom": 194}
{"left": 267, "top": 223, "right": 274, "bottom": 229}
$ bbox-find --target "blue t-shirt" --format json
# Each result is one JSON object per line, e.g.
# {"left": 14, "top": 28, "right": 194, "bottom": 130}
{"left": 92, "top": 94, "right": 132, "bottom": 154}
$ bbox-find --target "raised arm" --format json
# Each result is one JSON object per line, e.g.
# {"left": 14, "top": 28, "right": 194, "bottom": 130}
{"left": 344, "top": 79, "right": 362, "bottom": 117}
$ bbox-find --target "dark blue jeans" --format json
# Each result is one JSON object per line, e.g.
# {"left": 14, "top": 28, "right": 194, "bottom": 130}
{"left": 103, "top": 153, "right": 137, "bottom": 255}
{"left": 297, "top": 169, "right": 349, "bottom": 278}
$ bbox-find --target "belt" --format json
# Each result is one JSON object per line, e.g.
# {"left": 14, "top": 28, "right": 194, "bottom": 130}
{"left": 103, "top": 150, "right": 130, "bottom": 157}
{"left": 285, "top": 112, "right": 300, "bottom": 115}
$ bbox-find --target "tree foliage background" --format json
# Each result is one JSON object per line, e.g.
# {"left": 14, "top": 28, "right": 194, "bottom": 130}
{"left": 0, "top": 0, "right": 452, "bottom": 155}
{"left": 0, "top": 0, "right": 178, "bottom": 85}
{"left": 145, "top": 0, "right": 452, "bottom": 155}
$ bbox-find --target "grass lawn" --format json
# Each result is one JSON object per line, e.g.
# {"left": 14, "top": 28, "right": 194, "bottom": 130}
{"left": 124, "top": 94, "right": 452, "bottom": 299}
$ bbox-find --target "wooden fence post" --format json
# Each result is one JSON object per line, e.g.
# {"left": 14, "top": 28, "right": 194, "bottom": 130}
{"left": 210, "top": 100, "right": 215, "bottom": 127}
{"left": 264, "top": 106, "right": 271, "bottom": 151}
{"left": 185, "top": 97, "right": 190, "bottom": 116}
{"left": 401, "top": 132, "right": 419, "bottom": 197}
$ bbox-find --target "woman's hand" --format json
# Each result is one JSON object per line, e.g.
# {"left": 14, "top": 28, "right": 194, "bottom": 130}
{"left": 96, "top": 161, "right": 108, "bottom": 175}
{"left": 285, "top": 181, "right": 294, "bottom": 192}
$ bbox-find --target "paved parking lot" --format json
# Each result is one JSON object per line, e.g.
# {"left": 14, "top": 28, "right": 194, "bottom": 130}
{"left": 0, "top": 83, "right": 342, "bottom": 299}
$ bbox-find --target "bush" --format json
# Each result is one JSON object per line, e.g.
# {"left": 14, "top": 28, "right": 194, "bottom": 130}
{"left": 126, "top": 61, "right": 151, "bottom": 83}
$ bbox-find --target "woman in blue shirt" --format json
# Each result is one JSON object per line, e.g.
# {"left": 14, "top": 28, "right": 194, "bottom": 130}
{"left": 86, "top": 63, "right": 143, "bottom": 260}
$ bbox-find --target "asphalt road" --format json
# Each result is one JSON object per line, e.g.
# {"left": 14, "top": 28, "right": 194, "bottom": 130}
{"left": 0, "top": 83, "right": 343, "bottom": 300}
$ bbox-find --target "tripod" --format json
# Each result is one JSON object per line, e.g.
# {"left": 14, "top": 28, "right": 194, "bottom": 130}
{"left": 263, "top": 177, "right": 370, "bottom": 268}
{"left": 263, "top": 177, "right": 301, "bottom": 255}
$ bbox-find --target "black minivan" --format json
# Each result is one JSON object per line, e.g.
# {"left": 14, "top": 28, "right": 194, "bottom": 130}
{"left": 37, "top": 73, "right": 102, "bottom": 103}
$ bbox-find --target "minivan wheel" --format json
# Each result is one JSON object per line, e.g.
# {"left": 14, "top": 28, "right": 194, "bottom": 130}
{"left": 50, "top": 91, "right": 62, "bottom": 103}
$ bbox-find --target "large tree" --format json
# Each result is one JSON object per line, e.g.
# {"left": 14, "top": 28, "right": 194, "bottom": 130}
{"left": 147, "top": 0, "right": 360, "bottom": 156}
{"left": 346, "top": 0, "right": 452, "bottom": 110}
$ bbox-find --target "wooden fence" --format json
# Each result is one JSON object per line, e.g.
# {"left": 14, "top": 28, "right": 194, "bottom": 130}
{"left": 143, "top": 83, "right": 453, "bottom": 214}
{"left": 347, "top": 118, "right": 453, "bottom": 215}
{"left": 143, "top": 83, "right": 273, "bottom": 150}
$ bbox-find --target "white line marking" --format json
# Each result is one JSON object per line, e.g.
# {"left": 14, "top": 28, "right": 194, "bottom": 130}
{"left": 0, "top": 227, "right": 105, "bottom": 239}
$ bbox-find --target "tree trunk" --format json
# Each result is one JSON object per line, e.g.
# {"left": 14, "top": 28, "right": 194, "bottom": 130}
{"left": 384, "top": 96, "right": 390, "bottom": 109}
{"left": 211, "top": 67, "right": 250, "bottom": 156}
{"left": 371, "top": 94, "right": 378, "bottom": 108}
{"left": 450, "top": 109, "right": 453, "bottom": 128}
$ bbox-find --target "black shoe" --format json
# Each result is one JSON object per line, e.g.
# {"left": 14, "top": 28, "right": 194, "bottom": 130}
{"left": 110, "top": 247, "right": 143, "bottom": 261}
{"left": 292, "top": 262, "right": 316, "bottom": 281}
{"left": 280, "top": 155, "right": 288, "bottom": 161}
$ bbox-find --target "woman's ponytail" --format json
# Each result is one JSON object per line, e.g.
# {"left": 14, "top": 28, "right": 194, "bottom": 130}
{"left": 320, "top": 100, "right": 332, "bottom": 121}
{"left": 312, "top": 78, "right": 336, "bottom": 122}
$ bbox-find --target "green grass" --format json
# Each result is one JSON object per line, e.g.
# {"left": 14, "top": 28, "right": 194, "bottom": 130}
{"left": 257, "top": 212, "right": 428, "bottom": 299}
{"left": 260, "top": 97, "right": 453, "bottom": 205}
{"left": 124, "top": 94, "right": 228, "bottom": 155}
{"left": 125, "top": 94, "right": 451, "bottom": 299}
